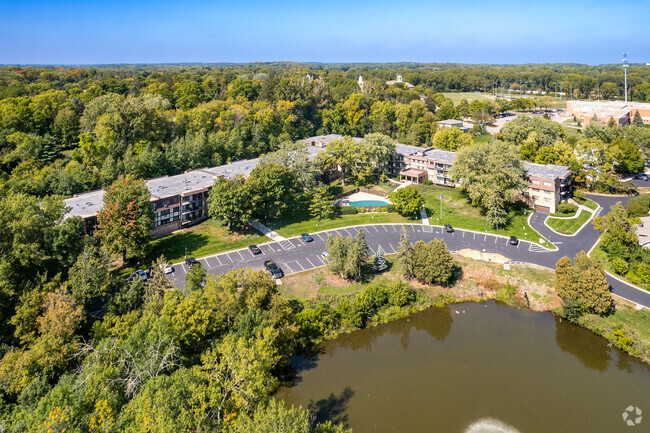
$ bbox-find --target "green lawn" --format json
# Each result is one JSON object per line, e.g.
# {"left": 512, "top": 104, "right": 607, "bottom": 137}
{"left": 269, "top": 212, "right": 411, "bottom": 238}
{"left": 574, "top": 196, "right": 598, "bottom": 210}
{"left": 442, "top": 92, "right": 496, "bottom": 105}
{"left": 560, "top": 124, "right": 582, "bottom": 139}
{"left": 546, "top": 208, "right": 592, "bottom": 235}
{"left": 473, "top": 133, "right": 493, "bottom": 144}
{"left": 418, "top": 184, "right": 553, "bottom": 247}
{"left": 149, "top": 220, "right": 261, "bottom": 264}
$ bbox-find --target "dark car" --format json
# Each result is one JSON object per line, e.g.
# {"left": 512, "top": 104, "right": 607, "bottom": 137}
{"left": 264, "top": 260, "right": 284, "bottom": 279}
{"left": 301, "top": 233, "right": 314, "bottom": 242}
{"left": 509, "top": 236, "right": 519, "bottom": 246}
{"left": 185, "top": 257, "right": 201, "bottom": 268}
{"left": 634, "top": 173, "right": 649, "bottom": 181}
{"left": 444, "top": 224, "right": 454, "bottom": 233}
{"left": 248, "top": 245, "right": 262, "bottom": 255}
{"left": 135, "top": 269, "right": 148, "bottom": 281}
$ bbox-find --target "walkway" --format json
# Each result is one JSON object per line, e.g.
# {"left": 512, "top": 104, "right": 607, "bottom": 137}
{"left": 420, "top": 209, "right": 429, "bottom": 225}
{"left": 248, "top": 219, "right": 287, "bottom": 242}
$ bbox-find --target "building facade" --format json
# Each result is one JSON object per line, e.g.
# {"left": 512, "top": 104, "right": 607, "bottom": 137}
{"left": 567, "top": 100, "right": 650, "bottom": 126}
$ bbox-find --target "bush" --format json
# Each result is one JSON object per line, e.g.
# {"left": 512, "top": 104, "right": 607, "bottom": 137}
{"left": 635, "top": 263, "right": 650, "bottom": 284}
{"left": 556, "top": 202, "right": 578, "bottom": 215}
{"left": 573, "top": 190, "right": 585, "bottom": 200}
{"left": 625, "top": 194, "right": 650, "bottom": 217}
{"left": 385, "top": 204, "right": 396, "bottom": 213}
{"left": 496, "top": 281, "right": 517, "bottom": 303}
{"left": 561, "top": 297, "right": 584, "bottom": 323}
{"left": 611, "top": 257, "right": 629, "bottom": 275}
{"left": 339, "top": 206, "right": 357, "bottom": 215}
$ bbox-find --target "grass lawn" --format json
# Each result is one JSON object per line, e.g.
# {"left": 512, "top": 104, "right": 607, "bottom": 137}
{"left": 149, "top": 219, "right": 261, "bottom": 264}
{"left": 601, "top": 305, "right": 650, "bottom": 350}
{"left": 574, "top": 196, "right": 598, "bottom": 210}
{"left": 269, "top": 212, "right": 410, "bottom": 238}
{"left": 473, "top": 133, "right": 493, "bottom": 144}
{"left": 546, "top": 208, "right": 592, "bottom": 235}
{"left": 442, "top": 92, "right": 496, "bottom": 105}
{"left": 560, "top": 124, "right": 582, "bottom": 139}
{"left": 417, "top": 184, "right": 553, "bottom": 248}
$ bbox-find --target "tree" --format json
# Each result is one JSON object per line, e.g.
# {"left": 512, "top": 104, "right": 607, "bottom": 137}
{"left": 500, "top": 115, "right": 562, "bottom": 147}
{"left": 575, "top": 267, "right": 612, "bottom": 314}
{"left": 186, "top": 263, "right": 207, "bottom": 292}
{"left": 259, "top": 141, "right": 321, "bottom": 192}
{"left": 233, "top": 399, "right": 311, "bottom": 433}
{"left": 448, "top": 141, "right": 528, "bottom": 227}
{"left": 325, "top": 234, "right": 347, "bottom": 277}
{"left": 397, "top": 225, "right": 414, "bottom": 278}
{"left": 436, "top": 100, "right": 458, "bottom": 121}
{"left": 432, "top": 127, "right": 473, "bottom": 151}
{"left": 389, "top": 185, "right": 425, "bottom": 216}
{"left": 633, "top": 111, "right": 644, "bottom": 127}
{"left": 248, "top": 164, "right": 300, "bottom": 220}
{"left": 208, "top": 176, "right": 252, "bottom": 230}
{"left": 173, "top": 81, "right": 203, "bottom": 110}
{"left": 96, "top": 175, "right": 153, "bottom": 261}
{"left": 554, "top": 256, "right": 574, "bottom": 299}
{"left": 309, "top": 184, "right": 334, "bottom": 220}
{"left": 373, "top": 245, "right": 388, "bottom": 272}
{"left": 68, "top": 244, "right": 111, "bottom": 309}
{"left": 344, "top": 230, "right": 371, "bottom": 280}
{"left": 411, "top": 239, "right": 453, "bottom": 285}
{"left": 592, "top": 202, "right": 638, "bottom": 260}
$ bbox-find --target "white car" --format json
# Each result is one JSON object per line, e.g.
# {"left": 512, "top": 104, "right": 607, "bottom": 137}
{"left": 161, "top": 264, "right": 174, "bottom": 274}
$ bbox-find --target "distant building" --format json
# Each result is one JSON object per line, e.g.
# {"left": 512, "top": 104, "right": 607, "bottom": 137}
{"left": 566, "top": 100, "right": 650, "bottom": 126}
{"left": 436, "top": 119, "right": 471, "bottom": 132}
{"left": 386, "top": 74, "right": 415, "bottom": 89}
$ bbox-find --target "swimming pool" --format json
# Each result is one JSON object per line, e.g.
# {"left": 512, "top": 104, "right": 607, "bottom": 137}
{"left": 349, "top": 200, "right": 389, "bottom": 207}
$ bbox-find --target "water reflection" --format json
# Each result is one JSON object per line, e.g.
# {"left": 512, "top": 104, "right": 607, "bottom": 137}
{"left": 307, "top": 386, "right": 355, "bottom": 426}
{"left": 554, "top": 315, "right": 612, "bottom": 371}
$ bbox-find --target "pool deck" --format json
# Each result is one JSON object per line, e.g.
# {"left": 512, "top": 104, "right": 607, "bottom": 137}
{"left": 334, "top": 191, "right": 391, "bottom": 206}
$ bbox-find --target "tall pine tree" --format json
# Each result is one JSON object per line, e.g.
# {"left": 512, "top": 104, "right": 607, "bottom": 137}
{"left": 373, "top": 245, "right": 388, "bottom": 272}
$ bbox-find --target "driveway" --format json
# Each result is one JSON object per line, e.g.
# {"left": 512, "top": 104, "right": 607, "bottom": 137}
{"left": 168, "top": 192, "right": 650, "bottom": 309}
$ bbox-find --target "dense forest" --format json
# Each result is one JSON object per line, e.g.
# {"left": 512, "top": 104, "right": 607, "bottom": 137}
{"left": 1, "top": 62, "right": 650, "bottom": 432}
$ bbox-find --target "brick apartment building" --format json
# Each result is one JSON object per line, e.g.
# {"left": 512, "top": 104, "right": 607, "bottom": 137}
{"left": 567, "top": 100, "right": 650, "bottom": 126}
{"left": 398, "top": 148, "right": 572, "bottom": 213}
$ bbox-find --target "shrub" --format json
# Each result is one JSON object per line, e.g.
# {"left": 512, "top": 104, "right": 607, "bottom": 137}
{"left": 556, "top": 202, "right": 577, "bottom": 215}
{"left": 339, "top": 206, "right": 357, "bottom": 215}
{"left": 635, "top": 263, "right": 650, "bottom": 284}
{"left": 573, "top": 190, "right": 585, "bottom": 200}
{"left": 385, "top": 204, "right": 396, "bottom": 213}
{"left": 496, "top": 281, "right": 517, "bottom": 303}
{"left": 561, "top": 297, "right": 584, "bottom": 323}
{"left": 611, "top": 257, "right": 629, "bottom": 275}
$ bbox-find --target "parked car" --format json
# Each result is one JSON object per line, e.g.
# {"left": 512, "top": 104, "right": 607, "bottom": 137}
{"left": 444, "top": 224, "right": 454, "bottom": 233}
{"left": 264, "top": 260, "right": 284, "bottom": 279}
{"left": 248, "top": 245, "right": 262, "bottom": 255}
{"left": 185, "top": 257, "right": 200, "bottom": 268}
{"left": 509, "top": 236, "right": 519, "bottom": 246}
{"left": 634, "top": 173, "right": 649, "bottom": 181}
{"left": 164, "top": 264, "right": 174, "bottom": 274}
{"left": 301, "top": 233, "right": 314, "bottom": 242}
{"left": 321, "top": 251, "right": 329, "bottom": 259}
{"left": 135, "top": 269, "right": 148, "bottom": 281}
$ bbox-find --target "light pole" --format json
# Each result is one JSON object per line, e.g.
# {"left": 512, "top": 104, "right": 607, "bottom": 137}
{"left": 623, "top": 53, "right": 629, "bottom": 103}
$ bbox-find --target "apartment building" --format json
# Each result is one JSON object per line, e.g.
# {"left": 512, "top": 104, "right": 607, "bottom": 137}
{"left": 398, "top": 148, "right": 572, "bottom": 213}
{"left": 523, "top": 162, "right": 572, "bottom": 213}
{"left": 64, "top": 158, "right": 261, "bottom": 238}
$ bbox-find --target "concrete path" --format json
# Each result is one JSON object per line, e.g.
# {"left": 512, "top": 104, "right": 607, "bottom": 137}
{"left": 394, "top": 181, "right": 412, "bottom": 190}
{"left": 420, "top": 209, "right": 429, "bottom": 225}
{"left": 248, "top": 219, "right": 287, "bottom": 241}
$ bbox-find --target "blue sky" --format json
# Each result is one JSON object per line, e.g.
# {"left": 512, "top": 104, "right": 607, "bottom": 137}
{"left": 1, "top": 0, "right": 648, "bottom": 65}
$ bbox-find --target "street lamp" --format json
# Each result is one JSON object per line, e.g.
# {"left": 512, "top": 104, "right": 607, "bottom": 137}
{"left": 623, "top": 53, "right": 629, "bottom": 103}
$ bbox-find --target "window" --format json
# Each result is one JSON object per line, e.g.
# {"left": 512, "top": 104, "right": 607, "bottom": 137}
{"left": 532, "top": 180, "right": 540, "bottom": 184}
{"left": 543, "top": 181, "right": 552, "bottom": 187}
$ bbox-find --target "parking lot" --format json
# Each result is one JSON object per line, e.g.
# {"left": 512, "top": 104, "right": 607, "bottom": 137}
{"left": 167, "top": 223, "right": 558, "bottom": 289}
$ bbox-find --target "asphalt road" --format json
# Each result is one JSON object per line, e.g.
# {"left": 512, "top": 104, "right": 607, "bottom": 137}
{"left": 167, "top": 192, "right": 650, "bottom": 309}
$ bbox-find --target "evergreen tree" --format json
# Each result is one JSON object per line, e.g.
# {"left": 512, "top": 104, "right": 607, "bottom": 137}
{"left": 633, "top": 110, "right": 644, "bottom": 127}
{"left": 373, "top": 245, "right": 388, "bottom": 272}
{"left": 397, "top": 225, "right": 414, "bottom": 278}
{"left": 554, "top": 256, "right": 574, "bottom": 299}
{"left": 411, "top": 239, "right": 453, "bottom": 285}
{"left": 186, "top": 263, "right": 207, "bottom": 292}
{"left": 325, "top": 234, "right": 346, "bottom": 277}
{"left": 309, "top": 184, "right": 334, "bottom": 220}
{"left": 344, "top": 229, "right": 370, "bottom": 280}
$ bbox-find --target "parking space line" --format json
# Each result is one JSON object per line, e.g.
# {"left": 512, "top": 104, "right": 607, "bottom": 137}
{"left": 214, "top": 255, "right": 223, "bottom": 266}
{"left": 494, "top": 237, "right": 497, "bottom": 243}
{"left": 315, "top": 255, "right": 326, "bottom": 265}
{"left": 386, "top": 243, "right": 396, "bottom": 253}
{"left": 237, "top": 251, "right": 244, "bottom": 261}
{"left": 315, "top": 233, "right": 326, "bottom": 241}
{"left": 181, "top": 263, "right": 187, "bottom": 273}
{"left": 372, "top": 225, "right": 379, "bottom": 232}
{"left": 305, "top": 257, "right": 316, "bottom": 268}
{"left": 226, "top": 253, "right": 236, "bottom": 263}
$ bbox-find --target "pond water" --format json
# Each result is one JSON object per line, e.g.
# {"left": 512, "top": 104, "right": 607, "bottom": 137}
{"left": 276, "top": 301, "right": 650, "bottom": 432}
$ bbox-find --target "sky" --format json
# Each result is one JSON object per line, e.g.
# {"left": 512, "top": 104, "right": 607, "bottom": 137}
{"left": 1, "top": 0, "right": 649, "bottom": 65}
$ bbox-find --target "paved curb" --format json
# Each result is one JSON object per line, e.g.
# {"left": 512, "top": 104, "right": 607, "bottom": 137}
{"left": 543, "top": 204, "right": 601, "bottom": 238}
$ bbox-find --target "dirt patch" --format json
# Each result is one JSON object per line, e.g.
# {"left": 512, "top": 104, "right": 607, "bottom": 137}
{"left": 457, "top": 248, "right": 510, "bottom": 264}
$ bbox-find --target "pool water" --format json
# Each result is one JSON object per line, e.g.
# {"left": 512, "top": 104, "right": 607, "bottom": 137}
{"left": 349, "top": 200, "right": 389, "bottom": 207}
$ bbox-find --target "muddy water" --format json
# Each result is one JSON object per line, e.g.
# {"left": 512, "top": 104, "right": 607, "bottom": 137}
{"left": 276, "top": 301, "right": 650, "bottom": 432}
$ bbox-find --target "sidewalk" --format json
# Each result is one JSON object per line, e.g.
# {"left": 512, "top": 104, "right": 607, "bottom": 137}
{"left": 420, "top": 209, "right": 429, "bottom": 225}
{"left": 248, "top": 219, "right": 287, "bottom": 241}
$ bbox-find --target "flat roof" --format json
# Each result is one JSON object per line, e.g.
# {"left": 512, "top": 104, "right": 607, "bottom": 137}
{"left": 147, "top": 170, "right": 216, "bottom": 199}
{"left": 300, "top": 134, "right": 363, "bottom": 145}
{"left": 524, "top": 162, "right": 571, "bottom": 180}
{"left": 437, "top": 119, "right": 464, "bottom": 125}
{"left": 200, "top": 158, "right": 260, "bottom": 180}
{"left": 423, "top": 148, "right": 456, "bottom": 164}
{"left": 400, "top": 169, "right": 427, "bottom": 177}
{"left": 395, "top": 142, "right": 429, "bottom": 156}
{"left": 64, "top": 189, "right": 105, "bottom": 219}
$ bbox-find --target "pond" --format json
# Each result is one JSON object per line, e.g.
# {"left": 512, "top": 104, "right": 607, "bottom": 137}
{"left": 276, "top": 301, "right": 650, "bottom": 432}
